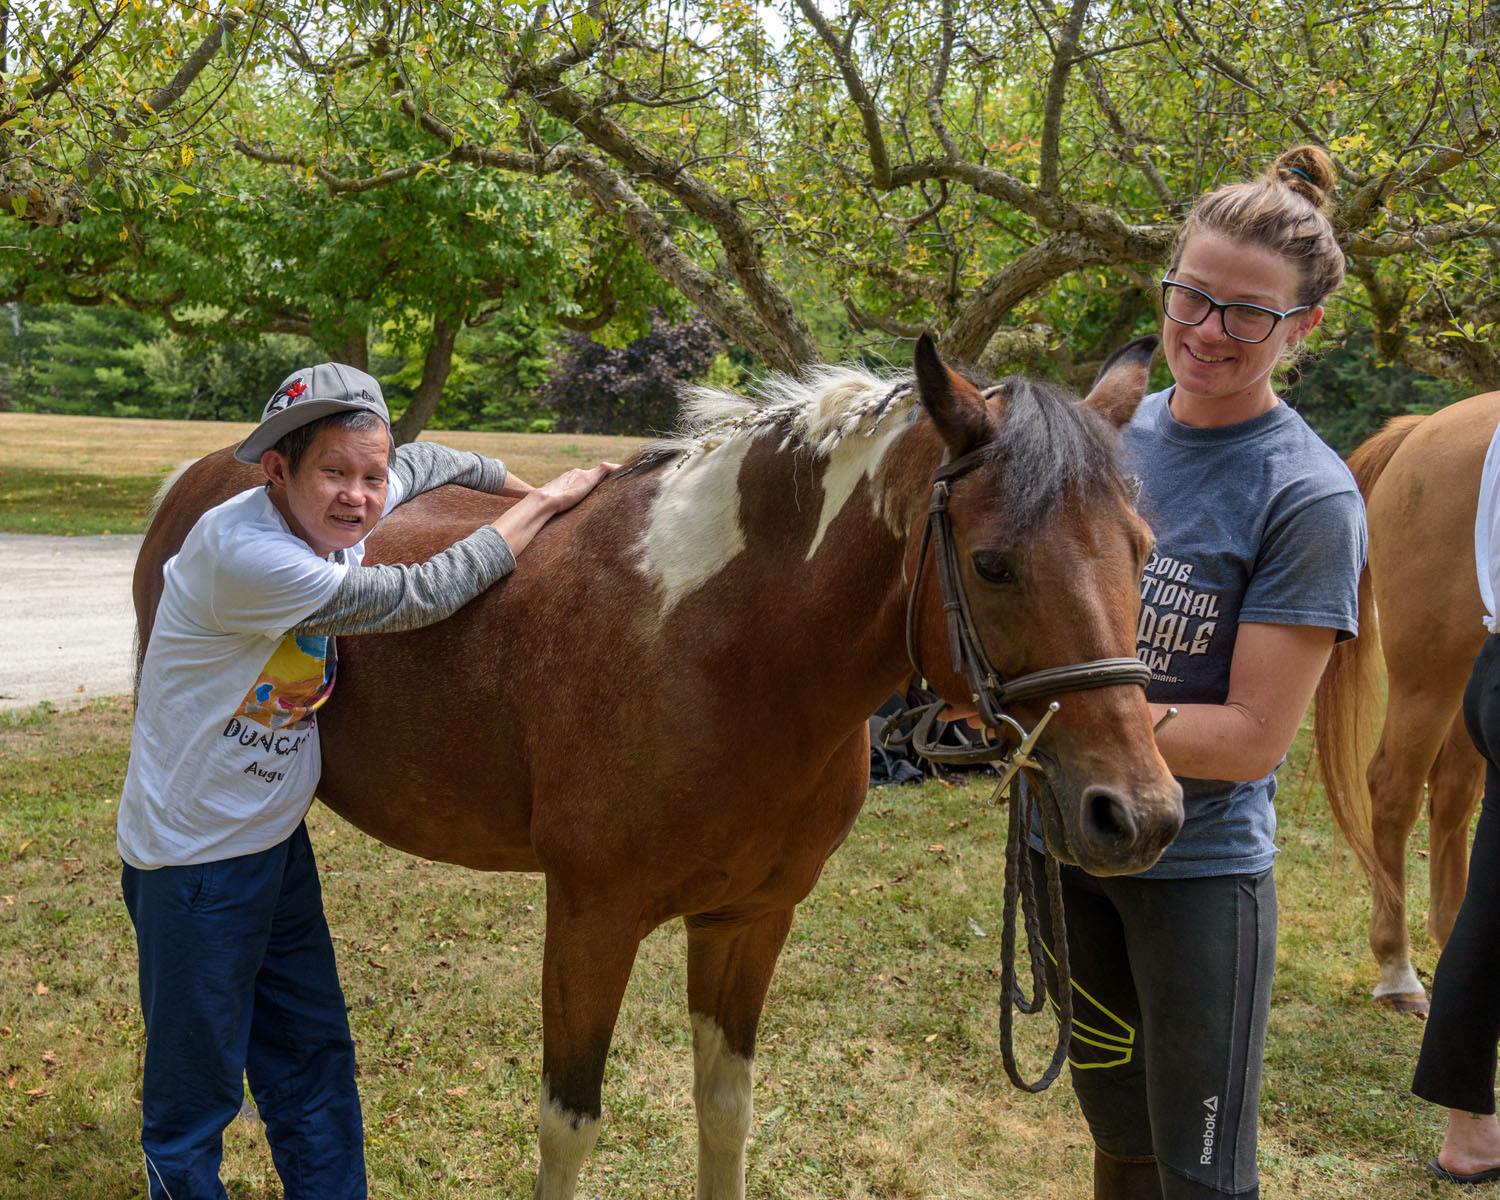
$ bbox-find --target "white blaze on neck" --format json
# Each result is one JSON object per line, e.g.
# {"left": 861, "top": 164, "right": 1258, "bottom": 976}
{"left": 640, "top": 437, "right": 754, "bottom": 611}
{"left": 691, "top": 1012, "right": 754, "bottom": 1200}
{"left": 806, "top": 412, "right": 912, "bottom": 560}
{"left": 534, "top": 1080, "right": 602, "bottom": 1200}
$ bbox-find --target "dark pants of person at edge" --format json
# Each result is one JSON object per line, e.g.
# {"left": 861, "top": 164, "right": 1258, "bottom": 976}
{"left": 1030, "top": 848, "right": 1276, "bottom": 1198}
{"left": 122, "top": 822, "right": 366, "bottom": 1200}
{"left": 1414, "top": 634, "right": 1500, "bottom": 1112}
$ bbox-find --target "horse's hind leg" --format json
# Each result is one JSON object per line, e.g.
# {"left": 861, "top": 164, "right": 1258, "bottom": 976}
{"left": 1366, "top": 682, "right": 1459, "bottom": 1015}
{"left": 684, "top": 908, "right": 795, "bottom": 1200}
{"left": 533, "top": 889, "right": 643, "bottom": 1200}
{"left": 1428, "top": 713, "right": 1485, "bottom": 948}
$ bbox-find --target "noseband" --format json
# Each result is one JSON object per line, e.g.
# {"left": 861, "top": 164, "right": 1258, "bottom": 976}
{"left": 877, "top": 426, "right": 1152, "bottom": 1094}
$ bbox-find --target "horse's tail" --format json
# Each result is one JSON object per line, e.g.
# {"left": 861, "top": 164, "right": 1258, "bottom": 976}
{"left": 1313, "top": 414, "right": 1428, "bottom": 899}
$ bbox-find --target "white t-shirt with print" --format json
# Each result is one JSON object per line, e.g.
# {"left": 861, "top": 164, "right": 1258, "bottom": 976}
{"left": 1476, "top": 418, "right": 1500, "bottom": 634}
{"left": 118, "top": 480, "right": 404, "bottom": 869}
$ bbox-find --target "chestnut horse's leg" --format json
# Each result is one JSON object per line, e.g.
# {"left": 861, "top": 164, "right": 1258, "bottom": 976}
{"left": 1366, "top": 680, "right": 1461, "bottom": 1016}
{"left": 684, "top": 908, "right": 795, "bottom": 1200}
{"left": 1427, "top": 714, "right": 1486, "bottom": 948}
{"left": 533, "top": 888, "right": 643, "bottom": 1200}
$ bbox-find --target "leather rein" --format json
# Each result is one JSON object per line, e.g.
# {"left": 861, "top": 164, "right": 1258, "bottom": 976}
{"left": 876, "top": 426, "right": 1151, "bottom": 1093}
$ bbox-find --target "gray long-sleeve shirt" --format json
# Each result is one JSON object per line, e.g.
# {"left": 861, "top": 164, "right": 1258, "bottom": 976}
{"left": 293, "top": 442, "right": 515, "bottom": 637}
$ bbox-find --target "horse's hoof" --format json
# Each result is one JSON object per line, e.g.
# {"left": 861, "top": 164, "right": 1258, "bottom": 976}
{"left": 1375, "top": 992, "right": 1430, "bottom": 1018}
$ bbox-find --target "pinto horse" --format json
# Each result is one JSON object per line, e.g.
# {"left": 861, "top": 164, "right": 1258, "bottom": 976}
{"left": 1316, "top": 390, "right": 1500, "bottom": 1015}
{"left": 135, "top": 336, "right": 1182, "bottom": 1198}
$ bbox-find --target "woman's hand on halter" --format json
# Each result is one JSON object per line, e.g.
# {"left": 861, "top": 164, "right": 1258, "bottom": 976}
{"left": 489, "top": 462, "right": 618, "bottom": 558}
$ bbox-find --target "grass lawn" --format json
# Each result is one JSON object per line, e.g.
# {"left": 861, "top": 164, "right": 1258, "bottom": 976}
{"left": 0, "top": 701, "right": 1452, "bottom": 1198}
{"left": 0, "top": 413, "right": 649, "bottom": 535}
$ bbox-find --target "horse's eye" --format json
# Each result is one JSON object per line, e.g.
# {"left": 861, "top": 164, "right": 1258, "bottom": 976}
{"left": 973, "top": 551, "right": 1017, "bottom": 585}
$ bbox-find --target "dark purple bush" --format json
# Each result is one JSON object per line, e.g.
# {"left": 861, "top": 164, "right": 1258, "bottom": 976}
{"left": 542, "top": 316, "right": 722, "bottom": 435}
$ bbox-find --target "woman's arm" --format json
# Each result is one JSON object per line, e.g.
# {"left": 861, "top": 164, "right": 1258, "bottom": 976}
{"left": 1150, "top": 621, "right": 1336, "bottom": 781}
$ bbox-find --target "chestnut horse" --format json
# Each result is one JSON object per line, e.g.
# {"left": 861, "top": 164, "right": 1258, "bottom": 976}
{"left": 135, "top": 337, "right": 1182, "bottom": 1198}
{"left": 1316, "top": 390, "right": 1500, "bottom": 1015}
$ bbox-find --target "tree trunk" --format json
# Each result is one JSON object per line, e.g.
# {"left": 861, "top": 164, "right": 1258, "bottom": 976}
{"left": 327, "top": 327, "right": 369, "bottom": 372}
{"left": 390, "top": 318, "right": 458, "bottom": 445}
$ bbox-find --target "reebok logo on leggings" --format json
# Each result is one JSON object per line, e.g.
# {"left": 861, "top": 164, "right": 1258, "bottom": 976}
{"left": 1200, "top": 1095, "right": 1220, "bottom": 1164}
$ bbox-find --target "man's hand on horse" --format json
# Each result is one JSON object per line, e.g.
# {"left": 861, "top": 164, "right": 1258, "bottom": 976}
{"left": 491, "top": 463, "right": 618, "bottom": 557}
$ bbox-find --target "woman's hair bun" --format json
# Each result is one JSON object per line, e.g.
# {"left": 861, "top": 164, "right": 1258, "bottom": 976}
{"left": 1266, "top": 145, "right": 1336, "bottom": 214}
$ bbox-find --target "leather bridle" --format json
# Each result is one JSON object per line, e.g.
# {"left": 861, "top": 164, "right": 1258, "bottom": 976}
{"left": 882, "top": 440, "right": 1150, "bottom": 763}
{"left": 876, "top": 419, "right": 1153, "bottom": 1094}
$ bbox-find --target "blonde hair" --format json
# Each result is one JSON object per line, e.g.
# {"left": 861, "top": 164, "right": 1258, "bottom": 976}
{"left": 1171, "top": 146, "right": 1345, "bottom": 307}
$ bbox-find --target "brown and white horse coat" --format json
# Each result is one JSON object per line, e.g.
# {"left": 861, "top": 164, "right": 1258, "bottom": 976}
{"left": 135, "top": 338, "right": 1181, "bottom": 1198}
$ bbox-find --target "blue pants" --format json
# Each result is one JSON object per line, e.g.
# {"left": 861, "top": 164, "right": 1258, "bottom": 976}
{"left": 122, "top": 822, "right": 366, "bottom": 1200}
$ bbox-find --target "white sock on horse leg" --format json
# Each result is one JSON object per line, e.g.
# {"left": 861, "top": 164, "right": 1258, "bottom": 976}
{"left": 1373, "top": 961, "right": 1426, "bottom": 998}
{"left": 691, "top": 1013, "right": 754, "bottom": 1200}
{"left": 533, "top": 1080, "right": 601, "bottom": 1200}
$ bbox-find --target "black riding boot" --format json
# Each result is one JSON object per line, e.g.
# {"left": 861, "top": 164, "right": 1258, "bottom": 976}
{"left": 1093, "top": 1148, "right": 1163, "bottom": 1200}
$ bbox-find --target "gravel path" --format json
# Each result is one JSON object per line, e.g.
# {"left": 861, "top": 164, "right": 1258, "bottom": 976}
{"left": 0, "top": 534, "right": 144, "bottom": 710}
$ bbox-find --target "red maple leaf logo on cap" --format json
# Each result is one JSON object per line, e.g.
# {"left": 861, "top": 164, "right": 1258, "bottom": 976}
{"left": 285, "top": 379, "right": 307, "bottom": 399}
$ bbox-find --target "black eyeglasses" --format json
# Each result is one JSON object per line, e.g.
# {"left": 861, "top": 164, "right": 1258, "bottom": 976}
{"left": 1159, "top": 278, "right": 1310, "bottom": 345}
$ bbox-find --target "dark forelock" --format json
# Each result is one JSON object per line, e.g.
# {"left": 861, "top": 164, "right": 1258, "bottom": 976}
{"left": 977, "top": 376, "right": 1128, "bottom": 535}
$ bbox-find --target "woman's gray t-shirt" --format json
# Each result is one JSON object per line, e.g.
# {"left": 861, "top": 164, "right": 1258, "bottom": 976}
{"left": 1126, "top": 387, "right": 1366, "bottom": 878}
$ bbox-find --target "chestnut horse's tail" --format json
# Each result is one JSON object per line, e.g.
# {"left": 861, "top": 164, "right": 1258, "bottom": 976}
{"left": 1314, "top": 414, "right": 1429, "bottom": 899}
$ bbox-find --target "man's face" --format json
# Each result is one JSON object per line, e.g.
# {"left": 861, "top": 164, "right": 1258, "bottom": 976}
{"left": 261, "top": 423, "right": 391, "bottom": 558}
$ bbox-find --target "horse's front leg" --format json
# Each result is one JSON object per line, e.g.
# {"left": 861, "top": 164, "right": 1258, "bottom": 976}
{"left": 534, "top": 883, "right": 643, "bottom": 1200}
{"left": 684, "top": 908, "right": 795, "bottom": 1200}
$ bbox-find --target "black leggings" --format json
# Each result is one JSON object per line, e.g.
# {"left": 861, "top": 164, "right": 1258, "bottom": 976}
{"left": 1031, "top": 850, "right": 1276, "bottom": 1198}
{"left": 1413, "top": 634, "right": 1500, "bottom": 1113}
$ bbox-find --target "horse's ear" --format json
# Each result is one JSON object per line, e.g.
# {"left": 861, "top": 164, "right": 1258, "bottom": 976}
{"left": 1082, "top": 336, "right": 1157, "bottom": 428}
{"left": 914, "top": 332, "right": 991, "bottom": 455}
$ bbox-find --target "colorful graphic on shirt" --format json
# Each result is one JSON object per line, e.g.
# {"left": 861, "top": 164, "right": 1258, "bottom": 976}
{"left": 1136, "top": 552, "right": 1220, "bottom": 684}
{"left": 234, "top": 633, "right": 336, "bottom": 729}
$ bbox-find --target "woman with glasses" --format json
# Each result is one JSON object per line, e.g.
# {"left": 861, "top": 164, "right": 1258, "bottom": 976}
{"left": 1036, "top": 146, "right": 1367, "bottom": 1199}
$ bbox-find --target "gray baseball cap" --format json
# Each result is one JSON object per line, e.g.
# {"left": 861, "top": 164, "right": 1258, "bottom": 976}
{"left": 234, "top": 363, "right": 391, "bottom": 464}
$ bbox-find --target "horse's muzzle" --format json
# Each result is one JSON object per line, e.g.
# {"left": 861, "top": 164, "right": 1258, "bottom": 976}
{"left": 1030, "top": 757, "right": 1184, "bottom": 876}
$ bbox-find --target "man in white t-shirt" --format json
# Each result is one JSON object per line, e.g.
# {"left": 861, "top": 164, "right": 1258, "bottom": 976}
{"left": 120, "top": 363, "right": 612, "bottom": 1199}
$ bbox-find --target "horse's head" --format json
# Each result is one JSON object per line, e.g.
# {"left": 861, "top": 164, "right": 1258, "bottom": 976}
{"left": 908, "top": 334, "right": 1183, "bottom": 875}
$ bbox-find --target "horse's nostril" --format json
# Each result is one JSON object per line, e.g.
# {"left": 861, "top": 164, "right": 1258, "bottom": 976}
{"left": 1085, "top": 788, "right": 1138, "bottom": 851}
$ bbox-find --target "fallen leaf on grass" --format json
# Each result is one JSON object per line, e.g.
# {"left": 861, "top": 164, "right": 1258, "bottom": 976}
{"left": 34, "top": 982, "right": 48, "bottom": 996}
{"left": 444, "top": 1086, "right": 468, "bottom": 1098}
{"left": 923, "top": 1033, "right": 938, "bottom": 1043}
{"left": 24, "top": 1087, "right": 46, "bottom": 1101}
{"left": 367, "top": 959, "right": 387, "bottom": 971}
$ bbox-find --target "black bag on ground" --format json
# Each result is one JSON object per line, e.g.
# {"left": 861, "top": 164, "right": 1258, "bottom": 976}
{"left": 867, "top": 685, "right": 993, "bottom": 786}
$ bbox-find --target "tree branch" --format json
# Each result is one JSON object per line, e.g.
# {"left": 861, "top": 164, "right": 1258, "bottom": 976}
{"left": 924, "top": 0, "right": 959, "bottom": 159}
{"left": 974, "top": 323, "right": 1057, "bottom": 376}
{"left": 233, "top": 136, "right": 455, "bottom": 193}
{"left": 1081, "top": 61, "right": 1174, "bottom": 206}
{"left": 562, "top": 150, "right": 802, "bottom": 372}
{"left": 793, "top": 0, "right": 892, "bottom": 188}
{"left": 1345, "top": 217, "right": 1500, "bottom": 257}
{"left": 1039, "top": 0, "right": 1091, "bottom": 198}
{"left": 843, "top": 296, "right": 928, "bottom": 339}
{"left": 507, "top": 68, "right": 818, "bottom": 368}
{"left": 943, "top": 231, "right": 1115, "bottom": 363}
